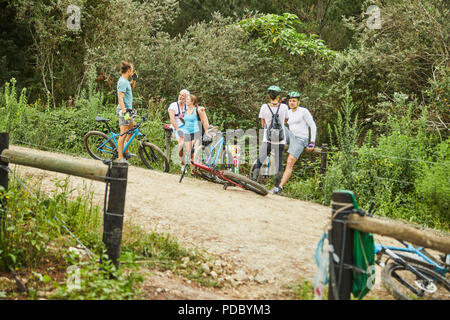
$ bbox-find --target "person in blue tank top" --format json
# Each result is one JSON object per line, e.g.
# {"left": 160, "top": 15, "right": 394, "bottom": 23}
{"left": 182, "top": 94, "right": 210, "bottom": 173}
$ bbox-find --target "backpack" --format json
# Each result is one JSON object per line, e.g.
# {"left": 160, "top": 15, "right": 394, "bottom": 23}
{"left": 266, "top": 103, "right": 284, "bottom": 143}
{"left": 175, "top": 102, "right": 185, "bottom": 124}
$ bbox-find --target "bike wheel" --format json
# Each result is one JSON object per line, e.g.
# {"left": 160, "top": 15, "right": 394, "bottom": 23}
{"left": 84, "top": 131, "right": 117, "bottom": 161}
{"left": 139, "top": 142, "right": 170, "bottom": 172}
{"left": 382, "top": 262, "right": 450, "bottom": 300}
{"left": 222, "top": 170, "right": 268, "bottom": 196}
{"left": 193, "top": 165, "right": 227, "bottom": 185}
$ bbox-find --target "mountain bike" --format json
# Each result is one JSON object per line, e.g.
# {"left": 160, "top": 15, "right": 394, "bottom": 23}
{"left": 179, "top": 128, "right": 268, "bottom": 196}
{"left": 84, "top": 112, "right": 169, "bottom": 172}
{"left": 355, "top": 202, "right": 450, "bottom": 300}
{"left": 375, "top": 240, "right": 450, "bottom": 300}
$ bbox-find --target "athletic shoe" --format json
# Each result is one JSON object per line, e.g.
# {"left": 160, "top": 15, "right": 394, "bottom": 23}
{"left": 270, "top": 186, "right": 283, "bottom": 194}
{"left": 116, "top": 158, "right": 129, "bottom": 164}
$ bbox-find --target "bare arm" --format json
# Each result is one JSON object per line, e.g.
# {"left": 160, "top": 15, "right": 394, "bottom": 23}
{"left": 168, "top": 109, "right": 180, "bottom": 131}
{"left": 261, "top": 118, "right": 266, "bottom": 128}
{"left": 130, "top": 70, "right": 137, "bottom": 90}
{"left": 118, "top": 91, "right": 126, "bottom": 114}
{"left": 304, "top": 109, "right": 317, "bottom": 143}
{"left": 198, "top": 107, "right": 210, "bottom": 132}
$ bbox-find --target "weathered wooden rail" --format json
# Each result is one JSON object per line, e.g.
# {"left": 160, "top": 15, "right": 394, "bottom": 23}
{"left": 0, "top": 132, "right": 127, "bottom": 268}
{"left": 328, "top": 190, "right": 450, "bottom": 300}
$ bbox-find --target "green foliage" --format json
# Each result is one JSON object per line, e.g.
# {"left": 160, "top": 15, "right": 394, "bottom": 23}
{"left": 238, "top": 13, "right": 337, "bottom": 59}
{"left": 326, "top": 87, "right": 362, "bottom": 191}
{"left": 139, "top": 14, "right": 281, "bottom": 121}
{"left": 0, "top": 176, "right": 101, "bottom": 272}
{"left": 320, "top": 0, "right": 450, "bottom": 138}
{"left": 0, "top": 79, "right": 28, "bottom": 133}
{"left": 50, "top": 251, "right": 144, "bottom": 300}
{"left": 289, "top": 279, "right": 315, "bottom": 300}
{"left": 415, "top": 139, "right": 450, "bottom": 224}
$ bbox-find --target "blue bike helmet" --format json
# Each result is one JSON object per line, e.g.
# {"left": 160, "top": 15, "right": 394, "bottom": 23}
{"left": 267, "top": 85, "right": 282, "bottom": 99}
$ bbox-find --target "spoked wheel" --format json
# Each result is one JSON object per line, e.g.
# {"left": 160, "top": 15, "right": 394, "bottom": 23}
{"left": 193, "top": 165, "right": 227, "bottom": 185}
{"left": 382, "top": 262, "right": 450, "bottom": 300}
{"left": 221, "top": 170, "right": 268, "bottom": 196}
{"left": 138, "top": 142, "right": 169, "bottom": 172}
{"left": 84, "top": 131, "right": 117, "bottom": 161}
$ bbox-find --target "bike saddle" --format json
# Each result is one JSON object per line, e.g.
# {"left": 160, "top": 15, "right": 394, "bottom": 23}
{"left": 95, "top": 116, "right": 110, "bottom": 122}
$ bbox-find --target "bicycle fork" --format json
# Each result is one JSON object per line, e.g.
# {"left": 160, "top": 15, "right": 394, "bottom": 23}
{"left": 381, "top": 248, "right": 437, "bottom": 296}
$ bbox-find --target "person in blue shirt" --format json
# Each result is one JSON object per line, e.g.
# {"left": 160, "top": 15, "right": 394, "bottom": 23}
{"left": 116, "top": 61, "right": 138, "bottom": 163}
{"left": 182, "top": 94, "right": 210, "bottom": 174}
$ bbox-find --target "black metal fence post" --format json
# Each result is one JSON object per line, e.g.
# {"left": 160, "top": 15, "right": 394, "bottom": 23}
{"left": 164, "top": 129, "right": 172, "bottom": 162}
{"left": 0, "top": 133, "right": 9, "bottom": 203}
{"left": 103, "top": 161, "right": 128, "bottom": 269}
{"left": 328, "top": 191, "right": 354, "bottom": 300}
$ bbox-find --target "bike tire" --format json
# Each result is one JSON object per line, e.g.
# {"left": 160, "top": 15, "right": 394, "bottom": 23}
{"left": 382, "top": 262, "right": 450, "bottom": 300}
{"left": 193, "top": 165, "right": 227, "bottom": 185}
{"left": 84, "top": 131, "right": 117, "bottom": 161}
{"left": 221, "top": 170, "right": 268, "bottom": 196}
{"left": 138, "top": 142, "right": 170, "bottom": 172}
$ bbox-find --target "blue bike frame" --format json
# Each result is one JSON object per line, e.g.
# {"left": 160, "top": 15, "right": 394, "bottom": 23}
{"left": 98, "top": 127, "right": 144, "bottom": 156}
{"left": 202, "top": 135, "right": 225, "bottom": 168}
{"left": 375, "top": 243, "right": 448, "bottom": 275}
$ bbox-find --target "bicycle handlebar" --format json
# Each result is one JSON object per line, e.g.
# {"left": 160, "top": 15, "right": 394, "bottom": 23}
{"left": 120, "top": 112, "right": 150, "bottom": 136}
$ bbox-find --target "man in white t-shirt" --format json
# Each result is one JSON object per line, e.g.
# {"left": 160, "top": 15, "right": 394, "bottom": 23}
{"left": 251, "top": 86, "right": 289, "bottom": 187}
{"left": 270, "top": 91, "right": 317, "bottom": 194}
{"left": 168, "top": 89, "right": 189, "bottom": 166}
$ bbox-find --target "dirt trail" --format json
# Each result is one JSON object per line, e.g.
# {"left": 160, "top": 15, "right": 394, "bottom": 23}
{"left": 8, "top": 145, "right": 401, "bottom": 299}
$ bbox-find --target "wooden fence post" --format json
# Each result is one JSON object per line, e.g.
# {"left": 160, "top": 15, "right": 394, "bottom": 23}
{"left": 103, "top": 161, "right": 128, "bottom": 269}
{"left": 164, "top": 129, "right": 172, "bottom": 163}
{"left": 320, "top": 144, "right": 328, "bottom": 175}
{"left": 328, "top": 190, "right": 355, "bottom": 300}
{"left": 0, "top": 133, "right": 9, "bottom": 208}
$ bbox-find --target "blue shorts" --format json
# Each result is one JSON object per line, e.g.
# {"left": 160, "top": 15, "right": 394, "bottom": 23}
{"left": 286, "top": 129, "right": 308, "bottom": 159}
